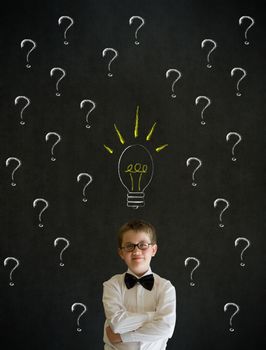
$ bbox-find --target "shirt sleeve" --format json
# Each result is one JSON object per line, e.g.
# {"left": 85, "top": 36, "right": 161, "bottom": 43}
{"left": 103, "top": 277, "right": 154, "bottom": 334}
{"left": 120, "top": 281, "right": 176, "bottom": 343}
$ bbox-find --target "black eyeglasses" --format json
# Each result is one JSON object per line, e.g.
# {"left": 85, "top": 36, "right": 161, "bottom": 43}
{"left": 121, "top": 242, "right": 153, "bottom": 252}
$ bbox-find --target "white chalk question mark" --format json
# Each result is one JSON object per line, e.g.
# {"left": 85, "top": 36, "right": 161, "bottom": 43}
{"left": 129, "top": 16, "right": 145, "bottom": 45}
{"left": 50, "top": 67, "right": 66, "bottom": 96}
{"left": 20, "top": 39, "right": 37, "bottom": 68}
{"left": 239, "top": 16, "right": 255, "bottom": 45}
{"left": 80, "top": 99, "right": 96, "bottom": 128}
{"left": 102, "top": 48, "right": 118, "bottom": 77}
{"left": 184, "top": 257, "right": 200, "bottom": 287}
{"left": 201, "top": 39, "right": 217, "bottom": 68}
{"left": 5, "top": 157, "right": 22, "bottom": 186}
{"left": 226, "top": 132, "right": 242, "bottom": 161}
{"left": 58, "top": 16, "right": 74, "bottom": 45}
{"left": 165, "top": 69, "right": 182, "bottom": 98}
{"left": 195, "top": 96, "right": 211, "bottom": 125}
{"left": 4, "top": 257, "right": 20, "bottom": 286}
{"left": 214, "top": 198, "right": 230, "bottom": 228}
{"left": 186, "top": 157, "right": 202, "bottom": 187}
{"left": 54, "top": 237, "right": 70, "bottom": 267}
{"left": 71, "top": 302, "right": 87, "bottom": 332}
{"left": 77, "top": 173, "right": 93, "bottom": 202}
{"left": 14, "top": 95, "right": 31, "bottom": 125}
{"left": 224, "top": 302, "right": 240, "bottom": 332}
{"left": 235, "top": 237, "right": 250, "bottom": 267}
{"left": 33, "top": 198, "right": 49, "bottom": 228}
{"left": 45, "top": 132, "right": 62, "bottom": 161}
{"left": 230, "top": 67, "right": 247, "bottom": 96}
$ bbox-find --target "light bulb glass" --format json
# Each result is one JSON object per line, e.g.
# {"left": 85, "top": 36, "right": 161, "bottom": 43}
{"left": 118, "top": 144, "right": 154, "bottom": 209}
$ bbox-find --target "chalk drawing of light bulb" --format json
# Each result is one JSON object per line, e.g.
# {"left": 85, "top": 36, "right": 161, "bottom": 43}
{"left": 226, "top": 132, "right": 242, "bottom": 161}
{"left": 71, "top": 302, "right": 87, "bottom": 332}
{"left": 103, "top": 106, "right": 168, "bottom": 209}
{"left": 118, "top": 144, "right": 154, "bottom": 209}
{"left": 20, "top": 39, "right": 37, "bottom": 68}
{"left": 102, "top": 48, "right": 118, "bottom": 77}
{"left": 129, "top": 16, "right": 145, "bottom": 45}
{"left": 5, "top": 157, "right": 22, "bottom": 186}
{"left": 33, "top": 198, "right": 49, "bottom": 228}
{"left": 239, "top": 16, "right": 255, "bottom": 45}
{"left": 14, "top": 95, "right": 31, "bottom": 125}
{"left": 184, "top": 257, "right": 200, "bottom": 287}
{"left": 230, "top": 67, "right": 247, "bottom": 96}
{"left": 50, "top": 67, "right": 66, "bottom": 96}
{"left": 195, "top": 95, "right": 211, "bottom": 125}
{"left": 234, "top": 237, "right": 250, "bottom": 267}
{"left": 77, "top": 173, "right": 93, "bottom": 202}
{"left": 54, "top": 237, "right": 70, "bottom": 267}
{"left": 45, "top": 132, "right": 62, "bottom": 161}
{"left": 186, "top": 157, "right": 202, "bottom": 186}
{"left": 214, "top": 198, "right": 230, "bottom": 228}
{"left": 224, "top": 302, "right": 240, "bottom": 332}
{"left": 80, "top": 99, "right": 96, "bottom": 128}
{"left": 165, "top": 68, "right": 182, "bottom": 98}
{"left": 4, "top": 257, "right": 20, "bottom": 286}
{"left": 58, "top": 16, "right": 74, "bottom": 45}
{"left": 201, "top": 39, "right": 217, "bottom": 68}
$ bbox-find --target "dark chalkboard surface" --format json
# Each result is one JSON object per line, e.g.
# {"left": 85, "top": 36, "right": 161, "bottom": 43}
{"left": 1, "top": 0, "right": 265, "bottom": 349}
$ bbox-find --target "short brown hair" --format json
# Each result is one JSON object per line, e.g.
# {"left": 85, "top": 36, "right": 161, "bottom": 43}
{"left": 117, "top": 219, "right": 157, "bottom": 248}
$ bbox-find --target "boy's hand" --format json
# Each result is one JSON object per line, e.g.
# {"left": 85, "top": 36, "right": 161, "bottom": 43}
{"left": 106, "top": 326, "right": 122, "bottom": 344}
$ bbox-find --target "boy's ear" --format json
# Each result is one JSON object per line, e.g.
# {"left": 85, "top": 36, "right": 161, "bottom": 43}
{"left": 152, "top": 244, "right": 158, "bottom": 257}
{"left": 118, "top": 248, "right": 124, "bottom": 260}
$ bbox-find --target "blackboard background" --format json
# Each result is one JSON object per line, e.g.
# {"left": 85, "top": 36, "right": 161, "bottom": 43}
{"left": 0, "top": 0, "right": 265, "bottom": 349}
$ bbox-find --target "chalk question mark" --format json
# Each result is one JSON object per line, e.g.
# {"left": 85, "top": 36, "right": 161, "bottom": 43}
{"left": 129, "top": 16, "right": 145, "bottom": 45}
{"left": 54, "top": 237, "right": 70, "bottom": 267}
{"left": 77, "top": 173, "right": 93, "bottom": 202}
{"left": 214, "top": 198, "right": 230, "bottom": 228}
{"left": 226, "top": 132, "right": 242, "bottom": 161}
{"left": 33, "top": 198, "right": 49, "bottom": 228}
{"left": 80, "top": 99, "right": 96, "bottom": 128}
{"left": 20, "top": 39, "right": 37, "bottom": 68}
{"left": 102, "top": 48, "right": 118, "bottom": 77}
{"left": 165, "top": 69, "right": 182, "bottom": 98}
{"left": 201, "top": 39, "right": 217, "bottom": 68}
{"left": 235, "top": 237, "right": 250, "bottom": 267}
{"left": 224, "top": 302, "right": 240, "bottom": 332}
{"left": 186, "top": 157, "right": 202, "bottom": 187}
{"left": 184, "top": 257, "right": 200, "bottom": 287}
{"left": 50, "top": 67, "right": 66, "bottom": 96}
{"left": 71, "top": 302, "right": 87, "bottom": 332}
{"left": 14, "top": 95, "right": 31, "bottom": 125}
{"left": 195, "top": 96, "right": 211, "bottom": 125}
{"left": 230, "top": 67, "right": 247, "bottom": 96}
{"left": 58, "top": 16, "right": 74, "bottom": 45}
{"left": 4, "top": 257, "right": 20, "bottom": 287}
{"left": 239, "top": 16, "right": 255, "bottom": 45}
{"left": 45, "top": 132, "right": 62, "bottom": 161}
{"left": 5, "top": 157, "right": 22, "bottom": 186}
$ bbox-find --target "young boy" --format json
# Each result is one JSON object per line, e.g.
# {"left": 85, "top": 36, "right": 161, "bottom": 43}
{"left": 102, "top": 219, "right": 176, "bottom": 349}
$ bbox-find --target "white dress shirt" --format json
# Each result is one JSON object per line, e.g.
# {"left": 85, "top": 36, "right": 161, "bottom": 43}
{"left": 102, "top": 268, "right": 176, "bottom": 350}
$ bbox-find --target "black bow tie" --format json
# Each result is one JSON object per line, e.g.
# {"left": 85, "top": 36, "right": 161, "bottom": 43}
{"left": 125, "top": 273, "right": 154, "bottom": 291}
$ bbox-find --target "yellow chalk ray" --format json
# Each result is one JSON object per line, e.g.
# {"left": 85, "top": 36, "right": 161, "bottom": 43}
{"left": 134, "top": 105, "right": 139, "bottom": 138}
{"left": 155, "top": 144, "right": 168, "bottom": 152}
{"left": 146, "top": 122, "right": 157, "bottom": 141}
{"left": 103, "top": 145, "right": 113, "bottom": 154}
{"left": 114, "top": 124, "right": 125, "bottom": 144}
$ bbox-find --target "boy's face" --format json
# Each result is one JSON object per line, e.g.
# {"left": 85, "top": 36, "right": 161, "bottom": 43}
{"left": 118, "top": 229, "right": 157, "bottom": 277}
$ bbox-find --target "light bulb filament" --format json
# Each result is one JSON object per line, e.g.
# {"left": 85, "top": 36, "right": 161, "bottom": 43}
{"left": 125, "top": 163, "right": 148, "bottom": 191}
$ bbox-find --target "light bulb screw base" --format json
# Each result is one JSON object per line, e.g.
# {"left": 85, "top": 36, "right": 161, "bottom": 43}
{"left": 127, "top": 192, "right": 145, "bottom": 209}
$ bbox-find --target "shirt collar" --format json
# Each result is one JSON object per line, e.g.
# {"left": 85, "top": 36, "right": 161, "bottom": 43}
{"left": 127, "top": 267, "right": 152, "bottom": 279}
